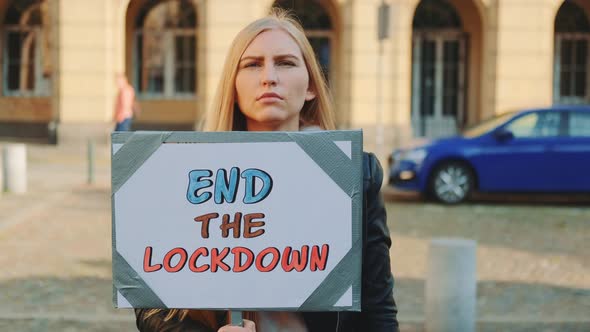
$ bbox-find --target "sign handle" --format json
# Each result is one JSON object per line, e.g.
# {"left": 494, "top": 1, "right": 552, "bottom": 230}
{"left": 230, "top": 310, "right": 243, "bottom": 326}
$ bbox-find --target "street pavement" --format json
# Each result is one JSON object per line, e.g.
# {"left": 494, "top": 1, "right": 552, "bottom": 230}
{"left": 0, "top": 142, "right": 588, "bottom": 331}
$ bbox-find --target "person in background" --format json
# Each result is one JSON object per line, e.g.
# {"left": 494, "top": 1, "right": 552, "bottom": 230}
{"left": 134, "top": 8, "right": 399, "bottom": 332}
{"left": 113, "top": 73, "right": 138, "bottom": 131}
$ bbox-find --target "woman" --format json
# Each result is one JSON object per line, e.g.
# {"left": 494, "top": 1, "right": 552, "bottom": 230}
{"left": 135, "top": 8, "right": 399, "bottom": 332}
{"left": 113, "top": 73, "right": 138, "bottom": 131}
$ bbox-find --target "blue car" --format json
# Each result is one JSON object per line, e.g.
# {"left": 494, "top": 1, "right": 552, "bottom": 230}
{"left": 388, "top": 105, "right": 590, "bottom": 204}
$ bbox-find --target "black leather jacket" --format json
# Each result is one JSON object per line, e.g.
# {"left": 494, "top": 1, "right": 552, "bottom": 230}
{"left": 135, "top": 152, "right": 399, "bottom": 332}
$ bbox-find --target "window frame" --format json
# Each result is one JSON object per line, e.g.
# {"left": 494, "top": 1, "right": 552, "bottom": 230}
{"left": 133, "top": 26, "right": 197, "bottom": 99}
{"left": 305, "top": 30, "right": 333, "bottom": 82}
{"left": 411, "top": 30, "right": 467, "bottom": 138}
{"left": 554, "top": 32, "right": 590, "bottom": 105}
{"left": 2, "top": 25, "right": 50, "bottom": 97}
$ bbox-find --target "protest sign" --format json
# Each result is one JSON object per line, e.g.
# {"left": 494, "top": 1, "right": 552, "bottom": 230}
{"left": 112, "top": 130, "right": 362, "bottom": 311}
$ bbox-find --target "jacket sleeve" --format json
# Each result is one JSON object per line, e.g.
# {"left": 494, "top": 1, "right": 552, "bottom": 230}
{"left": 134, "top": 309, "right": 214, "bottom": 332}
{"left": 361, "top": 153, "right": 400, "bottom": 332}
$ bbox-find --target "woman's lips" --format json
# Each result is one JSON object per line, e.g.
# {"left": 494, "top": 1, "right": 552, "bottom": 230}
{"left": 257, "top": 92, "right": 283, "bottom": 101}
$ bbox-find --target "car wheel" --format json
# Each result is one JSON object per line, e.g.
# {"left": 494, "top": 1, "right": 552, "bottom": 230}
{"left": 430, "top": 162, "right": 474, "bottom": 204}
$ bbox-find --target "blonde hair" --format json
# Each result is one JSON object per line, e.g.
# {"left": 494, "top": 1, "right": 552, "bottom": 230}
{"left": 203, "top": 8, "right": 335, "bottom": 131}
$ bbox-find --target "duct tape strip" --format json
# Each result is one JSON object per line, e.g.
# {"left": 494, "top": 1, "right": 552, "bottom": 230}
{"left": 112, "top": 249, "right": 167, "bottom": 308}
{"left": 112, "top": 195, "right": 117, "bottom": 306}
{"left": 287, "top": 132, "right": 360, "bottom": 198}
{"left": 111, "top": 130, "right": 361, "bottom": 145}
{"left": 299, "top": 239, "right": 363, "bottom": 311}
{"left": 111, "top": 134, "right": 169, "bottom": 307}
{"left": 112, "top": 131, "right": 171, "bottom": 195}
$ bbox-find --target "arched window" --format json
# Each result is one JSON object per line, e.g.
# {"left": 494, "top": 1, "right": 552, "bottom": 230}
{"left": 555, "top": 1, "right": 590, "bottom": 33}
{"left": 413, "top": 0, "right": 461, "bottom": 30}
{"left": 411, "top": 0, "right": 466, "bottom": 138}
{"left": 273, "top": 0, "right": 333, "bottom": 82}
{"left": 3, "top": 0, "right": 51, "bottom": 96}
{"left": 134, "top": 0, "right": 197, "bottom": 98}
{"left": 554, "top": 1, "right": 590, "bottom": 104}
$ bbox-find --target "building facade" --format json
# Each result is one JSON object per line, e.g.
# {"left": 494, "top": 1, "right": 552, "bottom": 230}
{"left": 0, "top": 0, "right": 588, "bottom": 157}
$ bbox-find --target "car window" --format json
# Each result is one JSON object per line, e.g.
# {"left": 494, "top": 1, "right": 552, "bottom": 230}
{"left": 505, "top": 112, "right": 560, "bottom": 138}
{"left": 569, "top": 111, "right": 590, "bottom": 137}
{"left": 462, "top": 112, "right": 515, "bottom": 138}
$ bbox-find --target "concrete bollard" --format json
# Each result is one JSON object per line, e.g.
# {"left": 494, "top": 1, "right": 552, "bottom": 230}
{"left": 426, "top": 238, "right": 477, "bottom": 332}
{"left": 3, "top": 144, "right": 27, "bottom": 194}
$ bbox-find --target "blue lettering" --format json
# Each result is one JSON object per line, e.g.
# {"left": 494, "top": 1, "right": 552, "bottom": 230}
{"left": 214, "top": 167, "right": 240, "bottom": 204}
{"left": 241, "top": 169, "right": 273, "bottom": 204}
{"left": 187, "top": 170, "right": 213, "bottom": 204}
{"left": 186, "top": 168, "right": 273, "bottom": 204}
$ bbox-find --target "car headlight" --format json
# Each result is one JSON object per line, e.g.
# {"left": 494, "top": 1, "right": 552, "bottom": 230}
{"left": 401, "top": 148, "right": 427, "bottom": 165}
{"left": 389, "top": 150, "right": 402, "bottom": 165}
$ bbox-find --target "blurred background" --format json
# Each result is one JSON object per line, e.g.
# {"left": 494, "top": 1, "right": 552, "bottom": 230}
{"left": 0, "top": 0, "right": 588, "bottom": 331}
{"left": 3, "top": 0, "right": 589, "bottom": 151}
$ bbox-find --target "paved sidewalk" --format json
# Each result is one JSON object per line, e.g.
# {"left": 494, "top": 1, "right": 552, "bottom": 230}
{"left": 1, "top": 143, "right": 137, "bottom": 331}
{"left": 0, "top": 142, "right": 588, "bottom": 331}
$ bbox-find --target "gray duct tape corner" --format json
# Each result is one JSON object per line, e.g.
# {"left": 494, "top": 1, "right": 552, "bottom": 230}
{"left": 112, "top": 131, "right": 172, "bottom": 195}
{"left": 113, "top": 250, "right": 167, "bottom": 308}
{"left": 298, "top": 239, "right": 362, "bottom": 311}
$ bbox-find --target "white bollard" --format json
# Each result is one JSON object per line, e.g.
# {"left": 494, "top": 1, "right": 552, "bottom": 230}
{"left": 426, "top": 238, "right": 477, "bottom": 332}
{"left": 3, "top": 144, "right": 27, "bottom": 194}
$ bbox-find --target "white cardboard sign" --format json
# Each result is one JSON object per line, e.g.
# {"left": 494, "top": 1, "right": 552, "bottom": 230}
{"left": 111, "top": 131, "right": 363, "bottom": 311}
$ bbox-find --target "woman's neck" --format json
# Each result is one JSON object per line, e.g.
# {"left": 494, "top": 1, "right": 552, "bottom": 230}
{"left": 246, "top": 118, "right": 300, "bottom": 132}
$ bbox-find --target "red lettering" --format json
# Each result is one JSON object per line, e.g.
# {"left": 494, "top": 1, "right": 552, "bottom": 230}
{"left": 188, "top": 247, "right": 210, "bottom": 272}
{"left": 143, "top": 246, "right": 162, "bottom": 272}
{"left": 310, "top": 244, "right": 329, "bottom": 271}
{"left": 281, "top": 246, "right": 309, "bottom": 272}
{"left": 243, "top": 213, "right": 265, "bottom": 238}
{"left": 256, "top": 247, "right": 280, "bottom": 272}
{"left": 220, "top": 213, "right": 242, "bottom": 238}
{"left": 163, "top": 247, "right": 188, "bottom": 273}
{"left": 231, "top": 247, "right": 255, "bottom": 272}
{"left": 144, "top": 244, "right": 330, "bottom": 273}
{"left": 194, "top": 213, "right": 219, "bottom": 238}
{"left": 210, "top": 247, "right": 231, "bottom": 272}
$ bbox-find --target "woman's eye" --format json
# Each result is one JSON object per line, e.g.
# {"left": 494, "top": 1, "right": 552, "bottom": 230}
{"left": 278, "top": 60, "right": 296, "bottom": 67}
{"left": 244, "top": 62, "right": 261, "bottom": 68}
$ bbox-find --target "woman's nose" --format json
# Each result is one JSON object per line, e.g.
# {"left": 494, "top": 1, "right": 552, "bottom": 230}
{"left": 261, "top": 64, "right": 278, "bottom": 86}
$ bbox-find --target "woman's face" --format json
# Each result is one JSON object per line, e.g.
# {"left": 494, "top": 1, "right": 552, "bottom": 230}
{"left": 235, "top": 28, "right": 316, "bottom": 131}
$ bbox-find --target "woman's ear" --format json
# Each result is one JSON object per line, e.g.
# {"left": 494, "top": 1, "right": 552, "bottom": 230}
{"left": 305, "top": 87, "right": 316, "bottom": 101}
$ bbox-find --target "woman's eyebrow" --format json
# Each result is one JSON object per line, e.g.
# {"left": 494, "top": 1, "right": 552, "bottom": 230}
{"left": 239, "top": 55, "right": 263, "bottom": 63}
{"left": 239, "top": 54, "right": 301, "bottom": 62}
{"left": 274, "top": 54, "right": 300, "bottom": 61}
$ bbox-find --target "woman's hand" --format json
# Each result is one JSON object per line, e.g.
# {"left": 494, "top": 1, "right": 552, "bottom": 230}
{"left": 218, "top": 319, "right": 256, "bottom": 332}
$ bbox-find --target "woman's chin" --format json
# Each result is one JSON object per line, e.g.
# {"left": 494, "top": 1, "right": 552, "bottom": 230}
{"left": 246, "top": 112, "right": 299, "bottom": 130}
{"left": 251, "top": 109, "right": 294, "bottom": 122}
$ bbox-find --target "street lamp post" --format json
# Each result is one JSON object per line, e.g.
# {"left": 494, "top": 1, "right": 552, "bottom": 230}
{"left": 377, "top": 1, "right": 390, "bottom": 160}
